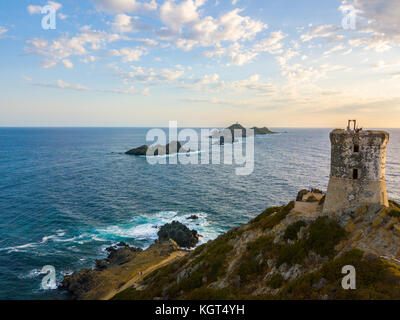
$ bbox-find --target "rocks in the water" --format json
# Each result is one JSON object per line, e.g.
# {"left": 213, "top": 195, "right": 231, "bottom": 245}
{"left": 187, "top": 215, "right": 199, "bottom": 220}
{"left": 251, "top": 127, "right": 276, "bottom": 135}
{"left": 157, "top": 221, "right": 199, "bottom": 248}
{"left": 125, "top": 141, "right": 188, "bottom": 156}
{"left": 125, "top": 145, "right": 148, "bottom": 155}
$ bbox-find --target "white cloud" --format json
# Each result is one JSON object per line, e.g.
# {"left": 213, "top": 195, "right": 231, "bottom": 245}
{"left": 323, "top": 44, "right": 345, "bottom": 56}
{"left": 370, "top": 60, "right": 399, "bottom": 70}
{"left": 27, "top": 1, "right": 62, "bottom": 14}
{"left": 253, "top": 31, "right": 287, "bottom": 54}
{"left": 112, "top": 14, "right": 135, "bottom": 33}
{"left": 57, "top": 79, "right": 89, "bottom": 91}
{"left": 120, "top": 65, "right": 185, "bottom": 83}
{"left": 26, "top": 26, "right": 121, "bottom": 68}
{"left": 94, "top": 0, "right": 157, "bottom": 14}
{"left": 301, "top": 25, "right": 340, "bottom": 42}
{"left": 62, "top": 59, "right": 74, "bottom": 68}
{"left": 158, "top": 1, "right": 266, "bottom": 51}
{"left": 24, "top": 76, "right": 139, "bottom": 95}
{"left": 204, "top": 30, "right": 285, "bottom": 66}
{"left": 110, "top": 47, "right": 146, "bottom": 62}
{"left": 80, "top": 56, "right": 97, "bottom": 63}
{"left": 0, "top": 26, "right": 7, "bottom": 39}
{"left": 276, "top": 48, "right": 299, "bottom": 66}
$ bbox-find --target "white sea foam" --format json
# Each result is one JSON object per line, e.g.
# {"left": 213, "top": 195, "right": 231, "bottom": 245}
{"left": 94, "top": 210, "right": 222, "bottom": 247}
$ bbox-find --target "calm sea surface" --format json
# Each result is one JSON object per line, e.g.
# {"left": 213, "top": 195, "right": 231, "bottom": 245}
{"left": 0, "top": 127, "right": 399, "bottom": 299}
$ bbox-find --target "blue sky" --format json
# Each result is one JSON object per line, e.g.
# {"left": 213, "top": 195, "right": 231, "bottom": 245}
{"left": 0, "top": 0, "right": 399, "bottom": 127}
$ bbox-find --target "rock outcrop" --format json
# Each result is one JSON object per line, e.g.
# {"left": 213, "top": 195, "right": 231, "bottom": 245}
{"left": 125, "top": 141, "right": 188, "bottom": 156}
{"left": 157, "top": 221, "right": 199, "bottom": 248}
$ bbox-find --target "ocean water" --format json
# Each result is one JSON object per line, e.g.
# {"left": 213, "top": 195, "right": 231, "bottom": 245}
{"left": 0, "top": 127, "right": 399, "bottom": 300}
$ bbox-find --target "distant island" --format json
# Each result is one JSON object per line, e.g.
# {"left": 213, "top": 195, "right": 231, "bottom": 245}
{"left": 125, "top": 141, "right": 188, "bottom": 156}
{"left": 210, "top": 123, "right": 278, "bottom": 141}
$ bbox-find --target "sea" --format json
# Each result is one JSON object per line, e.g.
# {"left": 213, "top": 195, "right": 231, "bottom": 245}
{"left": 0, "top": 127, "right": 399, "bottom": 299}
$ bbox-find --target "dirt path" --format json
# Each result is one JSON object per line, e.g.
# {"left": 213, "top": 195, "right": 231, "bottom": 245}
{"left": 102, "top": 251, "right": 187, "bottom": 300}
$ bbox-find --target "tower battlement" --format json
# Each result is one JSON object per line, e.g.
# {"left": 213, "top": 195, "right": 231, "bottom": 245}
{"left": 323, "top": 122, "right": 389, "bottom": 214}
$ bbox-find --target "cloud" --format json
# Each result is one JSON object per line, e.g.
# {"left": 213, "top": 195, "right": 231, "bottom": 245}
{"left": 119, "top": 65, "right": 185, "bottom": 83}
{"left": 0, "top": 26, "right": 8, "bottom": 39}
{"left": 23, "top": 76, "right": 139, "bottom": 95}
{"left": 204, "top": 30, "right": 285, "bottom": 66}
{"left": 26, "top": 26, "right": 121, "bottom": 68}
{"left": 300, "top": 25, "right": 340, "bottom": 42}
{"left": 339, "top": 0, "right": 400, "bottom": 52}
{"left": 27, "top": 1, "right": 62, "bottom": 14}
{"left": 253, "top": 31, "right": 287, "bottom": 54}
{"left": 370, "top": 60, "right": 399, "bottom": 70}
{"left": 93, "top": 0, "right": 157, "bottom": 14}
{"left": 323, "top": 44, "right": 345, "bottom": 56}
{"left": 61, "top": 59, "right": 74, "bottom": 68}
{"left": 110, "top": 47, "right": 146, "bottom": 62}
{"left": 158, "top": 1, "right": 266, "bottom": 51}
{"left": 112, "top": 14, "right": 135, "bottom": 32}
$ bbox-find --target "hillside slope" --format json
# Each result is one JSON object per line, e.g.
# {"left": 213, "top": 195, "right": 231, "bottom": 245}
{"left": 114, "top": 196, "right": 400, "bottom": 300}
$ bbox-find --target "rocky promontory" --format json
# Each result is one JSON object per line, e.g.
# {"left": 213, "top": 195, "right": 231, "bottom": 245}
{"left": 59, "top": 221, "right": 200, "bottom": 300}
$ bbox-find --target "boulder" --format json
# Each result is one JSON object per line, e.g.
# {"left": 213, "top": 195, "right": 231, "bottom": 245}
{"left": 157, "top": 221, "right": 199, "bottom": 248}
{"left": 95, "top": 244, "right": 142, "bottom": 270}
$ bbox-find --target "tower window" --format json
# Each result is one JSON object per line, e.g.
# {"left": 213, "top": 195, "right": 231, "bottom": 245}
{"left": 353, "top": 144, "right": 360, "bottom": 153}
{"left": 352, "top": 169, "right": 359, "bottom": 179}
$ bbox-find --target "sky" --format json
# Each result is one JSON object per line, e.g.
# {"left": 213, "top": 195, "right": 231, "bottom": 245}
{"left": 0, "top": 0, "right": 399, "bottom": 128}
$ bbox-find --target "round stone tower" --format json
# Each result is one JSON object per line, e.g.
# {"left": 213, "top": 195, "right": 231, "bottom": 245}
{"left": 323, "top": 121, "right": 389, "bottom": 214}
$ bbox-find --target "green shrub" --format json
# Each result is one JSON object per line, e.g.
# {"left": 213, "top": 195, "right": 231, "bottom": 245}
{"left": 276, "top": 240, "right": 308, "bottom": 267}
{"left": 255, "top": 201, "right": 295, "bottom": 231}
{"left": 306, "top": 217, "right": 347, "bottom": 257}
{"left": 283, "top": 220, "right": 307, "bottom": 241}
{"left": 252, "top": 206, "right": 282, "bottom": 223}
{"left": 276, "top": 217, "right": 346, "bottom": 267}
{"left": 388, "top": 209, "right": 400, "bottom": 218}
{"left": 238, "top": 259, "right": 263, "bottom": 282}
{"left": 266, "top": 274, "right": 285, "bottom": 289}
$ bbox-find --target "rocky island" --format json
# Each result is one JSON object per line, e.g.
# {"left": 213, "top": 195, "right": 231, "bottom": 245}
{"left": 210, "top": 123, "right": 278, "bottom": 141}
{"left": 125, "top": 141, "right": 188, "bottom": 156}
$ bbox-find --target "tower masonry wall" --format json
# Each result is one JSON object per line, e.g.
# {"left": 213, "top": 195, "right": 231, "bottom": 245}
{"left": 323, "top": 129, "right": 389, "bottom": 214}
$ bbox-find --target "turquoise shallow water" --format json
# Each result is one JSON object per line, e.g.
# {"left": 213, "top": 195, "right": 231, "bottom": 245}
{"left": 0, "top": 127, "right": 399, "bottom": 299}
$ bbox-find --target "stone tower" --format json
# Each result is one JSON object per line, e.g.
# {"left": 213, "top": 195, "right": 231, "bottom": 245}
{"left": 323, "top": 120, "right": 389, "bottom": 214}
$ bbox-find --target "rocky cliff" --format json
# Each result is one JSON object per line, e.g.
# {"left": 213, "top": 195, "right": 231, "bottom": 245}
{"left": 112, "top": 194, "right": 400, "bottom": 300}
